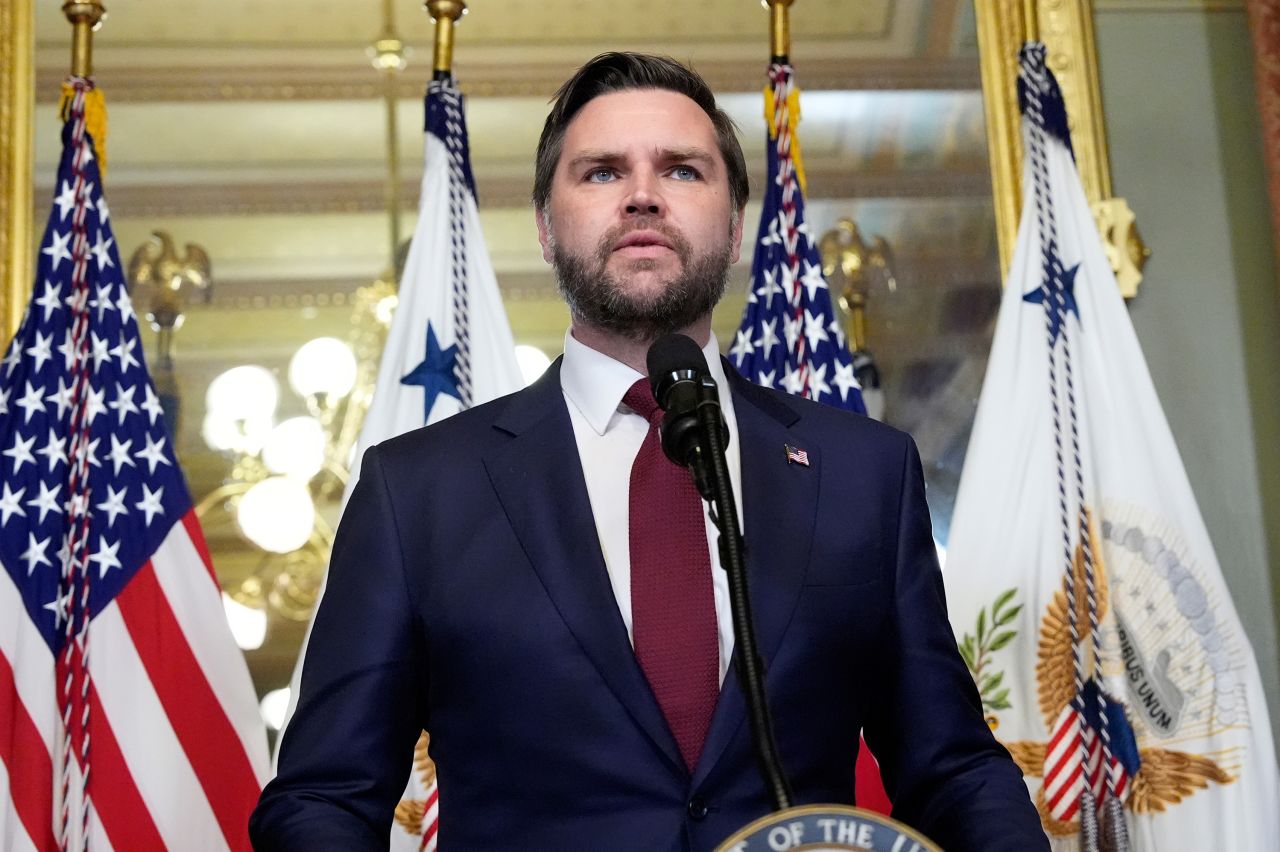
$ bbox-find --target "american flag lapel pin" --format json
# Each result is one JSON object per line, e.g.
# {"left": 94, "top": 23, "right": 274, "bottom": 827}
{"left": 784, "top": 444, "right": 810, "bottom": 467}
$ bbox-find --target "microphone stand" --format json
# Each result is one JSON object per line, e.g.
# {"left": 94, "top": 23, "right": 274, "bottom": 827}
{"left": 691, "top": 377, "right": 794, "bottom": 812}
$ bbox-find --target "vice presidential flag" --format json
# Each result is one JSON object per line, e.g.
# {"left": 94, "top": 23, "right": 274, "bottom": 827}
{"left": 1, "top": 80, "right": 268, "bottom": 852}
{"left": 730, "top": 63, "right": 866, "bottom": 416}
{"left": 943, "top": 44, "right": 1279, "bottom": 850}
{"left": 278, "top": 76, "right": 522, "bottom": 852}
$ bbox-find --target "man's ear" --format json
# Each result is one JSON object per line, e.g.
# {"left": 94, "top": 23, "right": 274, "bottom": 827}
{"left": 730, "top": 205, "right": 746, "bottom": 264}
{"left": 535, "top": 207, "right": 554, "bottom": 265}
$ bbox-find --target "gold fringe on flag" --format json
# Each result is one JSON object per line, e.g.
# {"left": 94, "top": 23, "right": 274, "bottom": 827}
{"left": 59, "top": 82, "right": 107, "bottom": 178}
{"left": 763, "top": 81, "right": 807, "bottom": 195}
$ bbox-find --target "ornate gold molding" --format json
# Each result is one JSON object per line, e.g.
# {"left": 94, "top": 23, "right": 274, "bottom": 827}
{"left": 2, "top": 0, "right": 35, "bottom": 339}
{"left": 975, "top": 0, "right": 1147, "bottom": 296}
{"left": 34, "top": 56, "right": 981, "bottom": 104}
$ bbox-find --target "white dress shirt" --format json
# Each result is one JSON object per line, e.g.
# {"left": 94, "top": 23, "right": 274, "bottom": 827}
{"left": 559, "top": 330, "right": 742, "bottom": 685}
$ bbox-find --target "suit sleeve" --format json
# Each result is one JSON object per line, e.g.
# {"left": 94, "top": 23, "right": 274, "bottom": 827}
{"left": 250, "top": 446, "right": 426, "bottom": 850}
{"left": 862, "top": 436, "right": 1048, "bottom": 852}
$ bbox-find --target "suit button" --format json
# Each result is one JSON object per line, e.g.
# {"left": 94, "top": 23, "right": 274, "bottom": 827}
{"left": 687, "top": 795, "right": 709, "bottom": 820}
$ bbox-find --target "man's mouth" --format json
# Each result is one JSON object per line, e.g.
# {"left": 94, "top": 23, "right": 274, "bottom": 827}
{"left": 613, "top": 231, "right": 673, "bottom": 253}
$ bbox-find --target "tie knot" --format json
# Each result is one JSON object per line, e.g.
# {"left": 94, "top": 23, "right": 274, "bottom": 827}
{"left": 623, "top": 378, "right": 663, "bottom": 427}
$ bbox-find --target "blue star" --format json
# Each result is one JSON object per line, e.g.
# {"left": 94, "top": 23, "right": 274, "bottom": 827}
{"left": 401, "top": 322, "right": 461, "bottom": 421}
{"left": 1023, "top": 261, "right": 1081, "bottom": 343}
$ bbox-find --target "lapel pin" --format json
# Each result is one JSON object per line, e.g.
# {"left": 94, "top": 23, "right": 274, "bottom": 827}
{"left": 784, "top": 444, "right": 810, "bottom": 467}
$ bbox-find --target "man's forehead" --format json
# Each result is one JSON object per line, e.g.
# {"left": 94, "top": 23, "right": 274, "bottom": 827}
{"left": 560, "top": 88, "right": 721, "bottom": 153}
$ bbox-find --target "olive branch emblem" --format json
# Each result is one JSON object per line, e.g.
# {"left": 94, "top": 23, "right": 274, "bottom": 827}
{"left": 958, "top": 587, "right": 1021, "bottom": 715}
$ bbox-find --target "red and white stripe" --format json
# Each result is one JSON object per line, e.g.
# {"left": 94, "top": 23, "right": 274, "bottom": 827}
{"left": 1044, "top": 704, "right": 1130, "bottom": 823}
{"left": 418, "top": 780, "right": 439, "bottom": 852}
{"left": 1, "top": 513, "right": 268, "bottom": 851}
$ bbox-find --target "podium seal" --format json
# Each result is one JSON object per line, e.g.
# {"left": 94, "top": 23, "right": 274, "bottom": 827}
{"left": 714, "top": 804, "right": 942, "bottom": 852}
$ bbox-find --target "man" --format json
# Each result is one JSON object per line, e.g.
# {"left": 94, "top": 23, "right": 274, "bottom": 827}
{"left": 251, "top": 53, "right": 1047, "bottom": 851}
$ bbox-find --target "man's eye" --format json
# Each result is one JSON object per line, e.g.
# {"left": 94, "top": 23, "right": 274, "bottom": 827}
{"left": 670, "top": 165, "right": 700, "bottom": 181}
{"left": 587, "top": 168, "right": 615, "bottom": 183}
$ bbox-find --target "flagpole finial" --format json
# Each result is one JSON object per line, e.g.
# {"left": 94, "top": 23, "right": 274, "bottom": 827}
{"left": 62, "top": 2, "right": 106, "bottom": 79}
{"left": 424, "top": 0, "right": 467, "bottom": 77}
{"left": 765, "top": 0, "right": 795, "bottom": 61}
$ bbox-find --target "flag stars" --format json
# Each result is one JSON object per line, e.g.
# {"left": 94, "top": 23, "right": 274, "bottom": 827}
{"left": 90, "top": 332, "right": 111, "bottom": 372}
{"left": 754, "top": 268, "right": 783, "bottom": 309}
{"left": 0, "top": 483, "right": 26, "bottom": 526}
{"left": 141, "top": 383, "right": 164, "bottom": 425}
{"left": 35, "top": 281, "right": 62, "bottom": 321}
{"left": 4, "top": 433, "right": 37, "bottom": 473}
{"left": 96, "top": 484, "right": 129, "bottom": 527}
{"left": 800, "top": 260, "right": 828, "bottom": 303}
{"left": 756, "top": 369, "right": 777, "bottom": 389}
{"left": 27, "top": 481, "right": 63, "bottom": 524}
{"left": 808, "top": 362, "right": 831, "bottom": 400}
{"left": 783, "top": 313, "right": 802, "bottom": 352}
{"left": 68, "top": 491, "right": 89, "bottom": 520}
{"left": 136, "top": 432, "right": 172, "bottom": 475}
{"left": 90, "top": 285, "right": 118, "bottom": 323}
{"left": 802, "top": 309, "right": 830, "bottom": 353}
{"left": 3, "top": 344, "right": 20, "bottom": 377}
{"left": 115, "top": 287, "right": 134, "bottom": 323}
{"left": 35, "top": 428, "right": 68, "bottom": 471}
{"left": 46, "top": 377, "right": 75, "bottom": 420}
{"left": 44, "top": 588, "right": 71, "bottom": 627}
{"left": 90, "top": 230, "right": 115, "bottom": 271}
{"left": 782, "top": 365, "right": 804, "bottom": 395}
{"left": 88, "top": 537, "right": 123, "bottom": 579}
{"left": 25, "top": 331, "right": 54, "bottom": 373}
{"left": 16, "top": 381, "right": 47, "bottom": 423}
{"left": 136, "top": 483, "right": 165, "bottom": 526}
{"left": 729, "top": 329, "right": 755, "bottom": 364}
{"left": 755, "top": 317, "right": 780, "bottom": 361}
{"left": 53, "top": 180, "right": 77, "bottom": 221}
{"left": 108, "top": 435, "right": 137, "bottom": 476}
{"left": 42, "top": 229, "right": 73, "bottom": 271}
{"left": 108, "top": 382, "right": 139, "bottom": 424}
{"left": 111, "top": 337, "right": 140, "bottom": 373}
{"left": 85, "top": 385, "right": 107, "bottom": 425}
{"left": 58, "top": 331, "right": 77, "bottom": 371}
{"left": 23, "top": 533, "right": 53, "bottom": 576}
{"left": 0, "top": 385, "right": 8, "bottom": 417}
{"left": 96, "top": 194, "right": 110, "bottom": 225}
{"left": 833, "top": 361, "right": 859, "bottom": 402}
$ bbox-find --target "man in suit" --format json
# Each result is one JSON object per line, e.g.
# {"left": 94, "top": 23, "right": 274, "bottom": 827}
{"left": 251, "top": 52, "right": 1047, "bottom": 851}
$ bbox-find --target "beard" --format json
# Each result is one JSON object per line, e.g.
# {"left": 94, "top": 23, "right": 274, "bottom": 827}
{"left": 550, "top": 216, "right": 733, "bottom": 343}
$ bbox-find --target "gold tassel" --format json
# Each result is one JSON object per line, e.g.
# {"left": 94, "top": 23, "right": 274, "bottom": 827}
{"left": 59, "top": 82, "right": 108, "bottom": 179}
{"left": 762, "top": 83, "right": 808, "bottom": 196}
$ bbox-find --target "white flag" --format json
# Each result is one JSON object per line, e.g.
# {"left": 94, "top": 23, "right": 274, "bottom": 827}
{"left": 944, "top": 44, "right": 1279, "bottom": 850}
{"left": 277, "top": 77, "right": 523, "bottom": 852}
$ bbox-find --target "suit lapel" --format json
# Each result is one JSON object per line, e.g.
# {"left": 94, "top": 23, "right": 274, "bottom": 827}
{"left": 693, "top": 370, "right": 820, "bottom": 787}
{"left": 483, "top": 361, "right": 684, "bottom": 773}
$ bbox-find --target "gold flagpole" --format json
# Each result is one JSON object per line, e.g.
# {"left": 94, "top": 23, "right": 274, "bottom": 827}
{"left": 371, "top": 0, "right": 407, "bottom": 272}
{"left": 64, "top": 2, "right": 107, "bottom": 79}
{"left": 1, "top": 1, "right": 35, "bottom": 339}
{"left": 767, "top": 0, "right": 793, "bottom": 60}
{"left": 425, "top": 1, "right": 467, "bottom": 77}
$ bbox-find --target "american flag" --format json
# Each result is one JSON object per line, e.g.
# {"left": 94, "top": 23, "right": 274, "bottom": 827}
{"left": 729, "top": 63, "right": 866, "bottom": 416}
{"left": 0, "top": 80, "right": 267, "bottom": 851}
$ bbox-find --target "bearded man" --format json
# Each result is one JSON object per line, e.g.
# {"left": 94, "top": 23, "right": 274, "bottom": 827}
{"left": 251, "top": 52, "right": 1047, "bottom": 852}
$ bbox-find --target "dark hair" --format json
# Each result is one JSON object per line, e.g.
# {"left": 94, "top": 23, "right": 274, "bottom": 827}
{"left": 532, "top": 52, "right": 749, "bottom": 213}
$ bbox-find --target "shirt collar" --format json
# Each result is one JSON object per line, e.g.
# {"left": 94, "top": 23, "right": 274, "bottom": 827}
{"left": 560, "top": 329, "right": 728, "bottom": 437}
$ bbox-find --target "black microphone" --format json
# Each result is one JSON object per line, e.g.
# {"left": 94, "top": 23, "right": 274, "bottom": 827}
{"left": 645, "top": 334, "right": 726, "bottom": 471}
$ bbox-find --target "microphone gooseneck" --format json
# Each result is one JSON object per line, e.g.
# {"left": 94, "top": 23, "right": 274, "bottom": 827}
{"left": 645, "top": 334, "right": 794, "bottom": 813}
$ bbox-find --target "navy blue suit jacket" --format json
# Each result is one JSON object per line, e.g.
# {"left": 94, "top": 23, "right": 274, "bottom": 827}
{"left": 251, "top": 360, "right": 1046, "bottom": 851}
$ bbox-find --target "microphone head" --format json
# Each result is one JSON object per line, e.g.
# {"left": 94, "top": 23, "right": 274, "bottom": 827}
{"left": 646, "top": 333, "right": 709, "bottom": 406}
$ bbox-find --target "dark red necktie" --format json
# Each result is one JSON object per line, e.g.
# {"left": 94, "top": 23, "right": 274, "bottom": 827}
{"left": 623, "top": 378, "right": 719, "bottom": 772}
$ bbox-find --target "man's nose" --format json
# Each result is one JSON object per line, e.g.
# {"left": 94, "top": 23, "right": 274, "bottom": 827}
{"left": 624, "top": 169, "right": 663, "bottom": 216}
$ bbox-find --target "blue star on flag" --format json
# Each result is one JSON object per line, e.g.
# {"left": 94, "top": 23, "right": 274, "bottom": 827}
{"left": 400, "top": 322, "right": 461, "bottom": 421}
{"left": 1023, "top": 261, "right": 1081, "bottom": 343}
